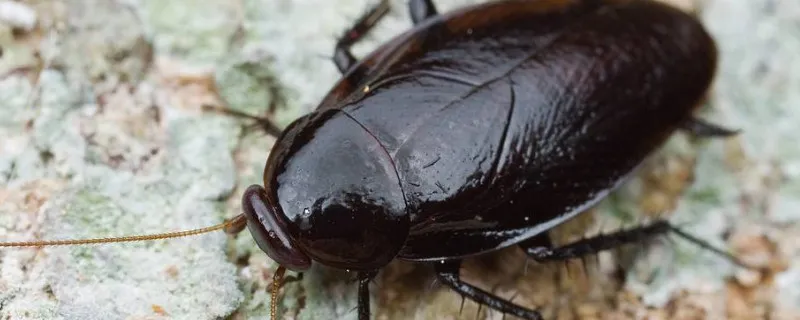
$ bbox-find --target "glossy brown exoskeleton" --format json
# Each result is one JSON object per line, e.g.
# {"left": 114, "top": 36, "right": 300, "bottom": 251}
{"left": 235, "top": 0, "right": 741, "bottom": 318}
{"left": 0, "top": 0, "right": 740, "bottom": 319}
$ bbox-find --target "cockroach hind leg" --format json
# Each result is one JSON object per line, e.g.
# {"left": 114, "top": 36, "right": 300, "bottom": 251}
{"left": 579, "top": 254, "right": 593, "bottom": 278}
{"left": 409, "top": 0, "right": 438, "bottom": 24}
{"left": 681, "top": 117, "right": 740, "bottom": 138}
{"left": 333, "top": 0, "right": 392, "bottom": 74}
{"left": 518, "top": 220, "right": 757, "bottom": 271}
{"left": 666, "top": 223, "right": 758, "bottom": 270}
{"left": 520, "top": 220, "right": 673, "bottom": 263}
{"left": 435, "top": 260, "right": 543, "bottom": 320}
{"left": 517, "top": 233, "right": 554, "bottom": 264}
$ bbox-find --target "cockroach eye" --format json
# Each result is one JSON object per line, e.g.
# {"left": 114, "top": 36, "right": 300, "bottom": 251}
{"left": 242, "top": 184, "right": 311, "bottom": 271}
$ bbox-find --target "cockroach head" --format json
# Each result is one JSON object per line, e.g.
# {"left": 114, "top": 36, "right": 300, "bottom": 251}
{"left": 242, "top": 184, "right": 312, "bottom": 271}
{"left": 245, "top": 109, "right": 409, "bottom": 271}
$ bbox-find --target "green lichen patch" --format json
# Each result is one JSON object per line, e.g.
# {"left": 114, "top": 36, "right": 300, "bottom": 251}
{"left": 140, "top": 0, "right": 240, "bottom": 66}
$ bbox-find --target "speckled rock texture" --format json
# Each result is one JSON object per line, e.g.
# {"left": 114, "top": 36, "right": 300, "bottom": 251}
{"left": 0, "top": 0, "right": 797, "bottom": 319}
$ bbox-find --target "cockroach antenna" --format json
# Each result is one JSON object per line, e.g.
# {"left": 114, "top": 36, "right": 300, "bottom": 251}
{"left": 0, "top": 213, "right": 247, "bottom": 247}
{"left": 0, "top": 213, "right": 300, "bottom": 317}
{"left": 271, "top": 265, "right": 287, "bottom": 319}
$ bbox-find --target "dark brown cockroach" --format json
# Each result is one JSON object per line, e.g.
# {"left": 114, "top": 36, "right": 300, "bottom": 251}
{"left": 2, "top": 0, "right": 751, "bottom": 319}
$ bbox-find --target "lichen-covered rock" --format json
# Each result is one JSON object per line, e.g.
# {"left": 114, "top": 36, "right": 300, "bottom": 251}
{"left": 139, "top": 0, "right": 239, "bottom": 67}
{"left": 59, "top": 0, "right": 152, "bottom": 85}
{"left": 1, "top": 1, "right": 244, "bottom": 319}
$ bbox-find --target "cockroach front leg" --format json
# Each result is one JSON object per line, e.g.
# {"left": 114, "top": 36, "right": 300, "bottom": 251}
{"left": 357, "top": 270, "right": 378, "bottom": 320}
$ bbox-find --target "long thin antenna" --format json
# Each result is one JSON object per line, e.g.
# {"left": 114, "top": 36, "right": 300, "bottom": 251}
{"left": 0, "top": 214, "right": 247, "bottom": 247}
{"left": 271, "top": 266, "right": 287, "bottom": 319}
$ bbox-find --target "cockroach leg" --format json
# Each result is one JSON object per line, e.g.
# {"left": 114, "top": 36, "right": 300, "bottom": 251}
{"left": 357, "top": 270, "right": 378, "bottom": 320}
{"left": 333, "top": 0, "right": 391, "bottom": 74}
{"left": 202, "top": 104, "right": 283, "bottom": 138}
{"left": 666, "top": 223, "right": 756, "bottom": 269}
{"left": 681, "top": 117, "right": 739, "bottom": 137}
{"left": 434, "top": 260, "right": 543, "bottom": 320}
{"left": 517, "top": 233, "right": 553, "bottom": 260}
{"left": 409, "top": 0, "right": 438, "bottom": 24}
{"left": 520, "top": 220, "right": 755, "bottom": 270}
{"left": 519, "top": 222, "right": 670, "bottom": 263}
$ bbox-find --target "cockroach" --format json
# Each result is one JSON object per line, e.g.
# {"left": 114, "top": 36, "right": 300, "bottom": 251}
{"left": 2, "top": 0, "right": 752, "bottom": 319}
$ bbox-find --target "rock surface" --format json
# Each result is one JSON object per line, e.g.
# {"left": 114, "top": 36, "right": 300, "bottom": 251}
{"left": 0, "top": 0, "right": 797, "bottom": 319}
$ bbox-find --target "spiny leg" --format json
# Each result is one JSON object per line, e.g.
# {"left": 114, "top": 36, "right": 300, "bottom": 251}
{"left": 518, "top": 233, "right": 553, "bottom": 262}
{"left": 435, "top": 260, "right": 543, "bottom": 320}
{"left": 409, "top": 0, "right": 438, "bottom": 24}
{"left": 334, "top": 0, "right": 392, "bottom": 74}
{"left": 681, "top": 117, "right": 739, "bottom": 138}
{"left": 520, "top": 222, "right": 669, "bottom": 263}
{"left": 520, "top": 220, "right": 750, "bottom": 269}
{"left": 357, "top": 270, "right": 378, "bottom": 320}
{"left": 517, "top": 232, "right": 594, "bottom": 278}
{"left": 518, "top": 233, "right": 554, "bottom": 274}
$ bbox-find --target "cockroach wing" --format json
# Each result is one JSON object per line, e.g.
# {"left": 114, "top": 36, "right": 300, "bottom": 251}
{"left": 334, "top": 0, "right": 716, "bottom": 260}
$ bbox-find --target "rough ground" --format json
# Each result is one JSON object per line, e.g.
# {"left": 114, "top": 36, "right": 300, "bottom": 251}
{"left": 0, "top": 0, "right": 798, "bottom": 319}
